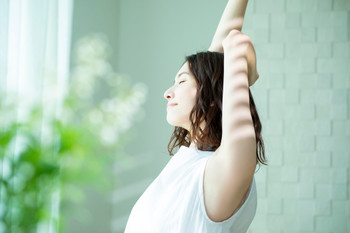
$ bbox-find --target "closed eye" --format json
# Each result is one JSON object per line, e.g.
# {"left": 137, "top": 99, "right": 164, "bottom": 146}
{"left": 172, "top": 80, "right": 186, "bottom": 86}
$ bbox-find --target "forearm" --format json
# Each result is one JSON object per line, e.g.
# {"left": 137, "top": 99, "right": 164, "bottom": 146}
{"left": 209, "top": 0, "right": 248, "bottom": 52}
{"left": 221, "top": 49, "right": 255, "bottom": 150}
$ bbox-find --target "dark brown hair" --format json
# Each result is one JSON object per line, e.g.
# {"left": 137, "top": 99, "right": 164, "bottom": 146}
{"left": 167, "top": 51, "right": 267, "bottom": 166}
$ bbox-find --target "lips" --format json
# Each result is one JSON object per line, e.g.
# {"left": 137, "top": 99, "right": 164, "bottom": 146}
{"left": 167, "top": 103, "right": 178, "bottom": 107}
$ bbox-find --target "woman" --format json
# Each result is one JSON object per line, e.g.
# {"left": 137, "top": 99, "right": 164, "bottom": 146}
{"left": 124, "top": 0, "right": 266, "bottom": 232}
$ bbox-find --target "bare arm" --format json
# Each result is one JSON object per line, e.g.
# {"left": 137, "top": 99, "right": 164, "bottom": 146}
{"left": 221, "top": 30, "right": 256, "bottom": 166}
{"left": 208, "top": 0, "right": 248, "bottom": 52}
{"left": 203, "top": 30, "right": 257, "bottom": 221}
{"left": 208, "top": 0, "right": 259, "bottom": 87}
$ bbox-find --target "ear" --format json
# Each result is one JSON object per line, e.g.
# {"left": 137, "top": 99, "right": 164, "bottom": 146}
{"left": 210, "top": 101, "right": 214, "bottom": 107}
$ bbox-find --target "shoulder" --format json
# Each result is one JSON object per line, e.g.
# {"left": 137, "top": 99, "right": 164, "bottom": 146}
{"left": 202, "top": 147, "right": 255, "bottom": 222}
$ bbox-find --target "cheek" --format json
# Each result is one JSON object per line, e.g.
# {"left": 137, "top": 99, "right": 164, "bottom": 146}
{"left": 177, "top": 86, "right": 198, "bottom": 109}
{"left": 190, "top": 88, "right": 197, "bottom": 105}
{"left": 191, "top": 88, "right": 197, "bottom": 97}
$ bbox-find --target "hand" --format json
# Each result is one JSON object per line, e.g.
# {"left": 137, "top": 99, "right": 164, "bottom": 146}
{"left": 222, "top": 30, "right": 259, "bottom": 86}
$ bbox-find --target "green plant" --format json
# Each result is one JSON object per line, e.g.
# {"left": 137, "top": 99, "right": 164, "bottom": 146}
{"left": 0, "top": 33, "right": 147, "bottom": 233}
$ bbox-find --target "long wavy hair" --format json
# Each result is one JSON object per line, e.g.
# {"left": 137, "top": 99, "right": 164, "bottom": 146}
{"left": 167, "top": 51, "right": 267, "bottom": 166}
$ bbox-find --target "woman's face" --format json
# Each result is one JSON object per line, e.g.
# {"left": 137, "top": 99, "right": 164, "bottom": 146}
{"left": 163, "top": 62, "right": 198, "bottom": 131}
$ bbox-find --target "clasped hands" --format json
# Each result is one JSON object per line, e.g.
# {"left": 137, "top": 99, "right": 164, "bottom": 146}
{"left": 222, "top": 30, "right": 259, "bottom": 86}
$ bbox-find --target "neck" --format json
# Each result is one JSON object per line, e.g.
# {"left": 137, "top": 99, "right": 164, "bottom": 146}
{"left": 189, "top": 142, "right": 198, "bottom": 150}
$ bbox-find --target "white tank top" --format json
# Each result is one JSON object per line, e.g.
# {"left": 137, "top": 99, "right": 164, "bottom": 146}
{"left": 124, "top": 145, "right": 257, "bottom": 233}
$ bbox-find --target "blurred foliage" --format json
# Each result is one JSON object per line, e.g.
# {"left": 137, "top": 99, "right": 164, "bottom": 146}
{"left": 0, "top": 33, "right": 147, "bottom": 233}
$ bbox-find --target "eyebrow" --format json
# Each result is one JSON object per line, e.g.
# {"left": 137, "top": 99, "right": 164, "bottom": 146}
{"left": 173, "top": 72, "right": 189, "bottom": 84}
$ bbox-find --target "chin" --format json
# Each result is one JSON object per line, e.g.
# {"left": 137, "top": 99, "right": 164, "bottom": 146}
{"left": 166, "top": 117, "right": 185, "bottom": 129}
{"left": 167, "top": 119, "right": 179, "bottom": 127}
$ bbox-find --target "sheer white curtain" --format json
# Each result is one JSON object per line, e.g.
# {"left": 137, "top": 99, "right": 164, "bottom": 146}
{"left": 0, "top": 0, "right": 73, "bottom": 232}
{"left": 0, "top": 0, "right": 73, "bottom": 119}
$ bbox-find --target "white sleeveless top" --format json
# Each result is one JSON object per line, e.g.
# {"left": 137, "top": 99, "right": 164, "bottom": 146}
{"left": 124, "top": 145, "right": 257, "bottom": 233}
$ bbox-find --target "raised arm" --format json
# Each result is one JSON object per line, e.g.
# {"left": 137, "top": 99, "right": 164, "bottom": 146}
{"left": 202, "top": 30, "right": 257, "bottom": 222}
{"left": 208, "top": 0, "right": 248, "bottom": 52}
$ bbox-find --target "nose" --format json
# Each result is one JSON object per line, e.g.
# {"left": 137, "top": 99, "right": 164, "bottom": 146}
{"left": 163, "top": 87, "right": 174, "bottom": 101}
